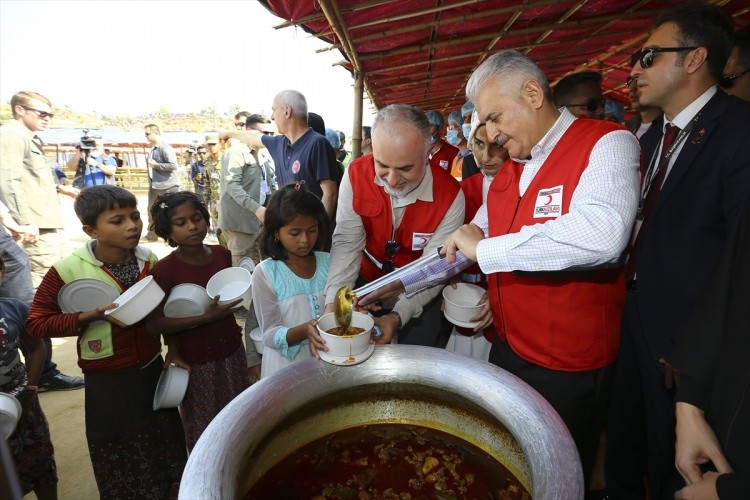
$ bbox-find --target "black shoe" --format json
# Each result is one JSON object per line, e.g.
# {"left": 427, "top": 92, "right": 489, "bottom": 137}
{"left": 38, "top": 372, "right": 85, "bottom": 392}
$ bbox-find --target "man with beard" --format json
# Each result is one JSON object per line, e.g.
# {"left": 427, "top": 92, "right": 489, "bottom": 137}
{"left": 324, "top": 104, "right": 464, "bottom": 347}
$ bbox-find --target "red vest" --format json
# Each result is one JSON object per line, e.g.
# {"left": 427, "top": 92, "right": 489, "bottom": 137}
{"left": 487, "top": 119, "right": 626, "bottom": 371}
{"left": 349, "top": 155, "right": 460, "bottom": 282}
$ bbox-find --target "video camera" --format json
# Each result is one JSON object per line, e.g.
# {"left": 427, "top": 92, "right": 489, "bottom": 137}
{"left": 79, "top": 129, "right": 97, "bottom": 151}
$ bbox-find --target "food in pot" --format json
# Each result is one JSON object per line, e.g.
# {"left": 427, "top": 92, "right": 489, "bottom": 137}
{"left": 245, "top": 424, "right": 529, "bottom": 499}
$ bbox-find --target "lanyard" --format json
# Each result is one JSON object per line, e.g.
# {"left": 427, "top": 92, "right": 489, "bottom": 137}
{"left": 638, "top": 113, "right": 700, "bottom": 215}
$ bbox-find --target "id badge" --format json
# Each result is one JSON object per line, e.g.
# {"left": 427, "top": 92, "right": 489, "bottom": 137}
{"left": 260, "top": 179, "right": 271, "bottom": 195}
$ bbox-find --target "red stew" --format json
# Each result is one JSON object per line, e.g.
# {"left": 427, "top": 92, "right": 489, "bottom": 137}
{"left": 245, "top": 423, "right": 530, "bottom": 499}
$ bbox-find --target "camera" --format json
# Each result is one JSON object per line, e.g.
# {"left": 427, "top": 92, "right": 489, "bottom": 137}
{"left": 79, "top": 129, "right": 97, "bottom": 150}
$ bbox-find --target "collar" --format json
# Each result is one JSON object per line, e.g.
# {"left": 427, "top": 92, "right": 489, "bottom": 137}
{"left": 665, "top": 85, "right": 717, "bottom": 132}
{"left": 511, "top": 107, "right": 576, "bottom": 164}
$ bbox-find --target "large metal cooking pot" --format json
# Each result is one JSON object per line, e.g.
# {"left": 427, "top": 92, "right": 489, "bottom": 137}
{"left": 180, "top": 346, "right": 583, "bottom": 499}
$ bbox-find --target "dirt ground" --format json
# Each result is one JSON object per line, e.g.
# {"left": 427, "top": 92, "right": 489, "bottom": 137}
{"left": 24, "top": 193, "right": 181, "bottom": 500}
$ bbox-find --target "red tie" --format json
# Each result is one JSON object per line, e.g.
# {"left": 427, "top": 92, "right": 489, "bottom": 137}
{"left": 626, "top": 124, "right": 680, "bottom": 280}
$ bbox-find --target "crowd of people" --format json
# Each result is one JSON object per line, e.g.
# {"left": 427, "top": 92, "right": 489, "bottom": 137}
{"left": 0, "top": 2, "right": 748, "bottom": 499}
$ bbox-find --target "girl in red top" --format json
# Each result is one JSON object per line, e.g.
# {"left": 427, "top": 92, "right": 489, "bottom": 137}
{"left": 146, "top": 191, "right": 248, "bottom": 451}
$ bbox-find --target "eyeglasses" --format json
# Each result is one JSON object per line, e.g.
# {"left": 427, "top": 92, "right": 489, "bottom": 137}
{"left": 235, "top": 122, "right": 246, "bottom": 128}
{"left": 719, "top": 67, "right": 750, "bottom": 89}
{"left": 562, "top": 98, "right": 605, "bottom": 113}
{"left": 23, "top": 107, "right": 54, "bottom": 119}
{"left": 630, "top": 46, "right": 698, "bottom": 69}
{"left": 626, "top": 76, "right": 637, "bottom": 87}
{"left": 382, "top": 240, "right": 400, "bottom": 274}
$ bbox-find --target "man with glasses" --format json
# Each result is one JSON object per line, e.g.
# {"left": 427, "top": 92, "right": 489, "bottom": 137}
{"left": 553, "top": 71, "right": 606, "bottom": 119}
{"left": 721, "top": 25, "right": 750, "bottom": 101}
{"left": 605, "top": 5, "right": 750, "bottom": 498}
{"left": 0, "top": 90, "right": 85, "bottom": 392}
{"left": 144, "top": 124, "right": 180, "bottom": 241}
{"left": 325, "top": 104, "right": 464, "bottom": 348}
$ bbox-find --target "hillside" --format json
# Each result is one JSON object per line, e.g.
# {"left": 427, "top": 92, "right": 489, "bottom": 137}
{"left": 0, "top": 103, "right": 236, "bottom": 132}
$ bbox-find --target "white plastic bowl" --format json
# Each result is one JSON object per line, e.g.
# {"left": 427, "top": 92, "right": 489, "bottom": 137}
{"left": 105, "top": 276, "right": 165, "bottom": 326}
{"left": 248, "top": 327, "right": 264, "bottom": 354}
{"left": 153, "top": 364, "right": 190, "bottom": 411}
{"left": 206, "top": 267, "right": 252, "bottom": 306}
{"left": 316, "top": 311, "right": 374, "bottom": 358}
{"left": 164, "top": 284, "right": 212, "bottom": 319}
{"left": 0, "top": 392, "right": 22, "bottom": 438}
{"left": 442, "top": 283, "right": 486, "bottom": 325}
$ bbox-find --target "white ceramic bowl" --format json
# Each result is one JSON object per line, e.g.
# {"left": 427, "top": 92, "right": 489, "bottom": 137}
{"left": 164, "top": 284, "right": 212, "bottom": 319}
{"left": 0, "top": 392, "right": 22, "bottom": 438}
{"left": 105, "top": 276, "right": 165, "bottom": 326}
{"left": 442, "top": 283, "right": 486, "bottom": 325}
{"left": 153, "top": 364, "right": 190, "bottom": 411}
{"left": 248, "top": 327, "right": 264, "bottom": 354}
{"left": 316, "top": 311, "right": 374, "bottom": 358}
{"left": 206, "top": 267, "right": 252, "bottom": 306}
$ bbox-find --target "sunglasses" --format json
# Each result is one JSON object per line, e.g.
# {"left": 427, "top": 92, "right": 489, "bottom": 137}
{"left": 23, "top": 107, "right": 54, "bottom": 119}
{"left": 630, "top": 46, "right": 698, "bottom": 69}
{"left": 563, "top": 98, "right": 605, "bottom": 113}
{"left": 719, "top": 67, "right": 750, "bottom": 89}
{"left": 382, "top": 240, "right": 400, "bottom": 274}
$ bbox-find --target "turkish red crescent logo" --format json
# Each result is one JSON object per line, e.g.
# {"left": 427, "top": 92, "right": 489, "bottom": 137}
{"left": 292, "top": 160, "right": 301, "bottom": 174}
{"left": 88, "top": 340, "right": 102, "bottom": 353}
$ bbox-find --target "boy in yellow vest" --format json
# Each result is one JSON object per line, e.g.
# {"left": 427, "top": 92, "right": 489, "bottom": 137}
{"left": 26, "top": 185, "right": 186, "bottom": 499}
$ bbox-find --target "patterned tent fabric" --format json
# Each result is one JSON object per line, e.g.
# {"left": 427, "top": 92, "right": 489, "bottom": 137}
{"left": 259, "top": 0, "right": 749, "bottom": 115}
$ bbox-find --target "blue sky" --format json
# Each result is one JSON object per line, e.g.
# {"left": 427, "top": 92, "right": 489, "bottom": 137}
{"left": 0, "top": 0, "right": 374, "bottom": 133}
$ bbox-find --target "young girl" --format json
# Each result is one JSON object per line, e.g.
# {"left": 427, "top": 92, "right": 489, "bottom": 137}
{"left": 27, "top": 185, "right": 186, "bottom": 499}
{"left": 146, "top": 191, "right": 248, "bottom": 451}
{"left": 251, "top": 183, "right": 331, "bottom": 378}
{"left": 0, "top": 257, "right": 57, "bottom": 500}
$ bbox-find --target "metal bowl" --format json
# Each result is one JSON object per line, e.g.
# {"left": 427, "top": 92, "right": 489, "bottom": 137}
{"left": 181, "top": 345, "right": 583, "bottom": 499}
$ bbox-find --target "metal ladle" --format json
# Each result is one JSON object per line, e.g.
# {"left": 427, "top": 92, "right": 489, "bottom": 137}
{"left": 333, "top": 286, "right": 357, "bottom": 332}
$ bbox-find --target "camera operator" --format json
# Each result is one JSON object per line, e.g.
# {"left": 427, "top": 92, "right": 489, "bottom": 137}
{"left": 66, "top": 133, "right": 117, "bottom": 187}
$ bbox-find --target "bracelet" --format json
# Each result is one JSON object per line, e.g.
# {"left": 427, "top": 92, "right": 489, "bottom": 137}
{"left": 25, "top": 385, "right": 38, "bottom": 392}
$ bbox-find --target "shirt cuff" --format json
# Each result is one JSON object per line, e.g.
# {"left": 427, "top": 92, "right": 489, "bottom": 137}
{"left": 272, "top": 327, "right": 302, "bottom": 360}
{"left": 674, "top": 373, "right": 711, "bottom": 411}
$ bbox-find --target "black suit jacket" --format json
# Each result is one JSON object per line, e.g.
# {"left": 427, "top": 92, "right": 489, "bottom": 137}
{"left": 633, "top": 89, "right": 750, "bottom": 361}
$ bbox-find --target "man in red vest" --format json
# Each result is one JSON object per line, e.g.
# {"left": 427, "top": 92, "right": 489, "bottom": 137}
{"left": 325, "top": 104, "right": 464, "bottom": 347}
{"left": 443, "top": 49, "right": 641, "bottom": 493}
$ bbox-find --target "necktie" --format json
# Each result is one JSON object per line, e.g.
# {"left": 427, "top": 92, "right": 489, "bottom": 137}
{"left": 626, "top": 124, "right": 681, "bottom": 280}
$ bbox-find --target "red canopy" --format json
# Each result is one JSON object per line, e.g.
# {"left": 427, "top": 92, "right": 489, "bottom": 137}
{"left": 259, "top": 0, "right": 749, "bottom": 114}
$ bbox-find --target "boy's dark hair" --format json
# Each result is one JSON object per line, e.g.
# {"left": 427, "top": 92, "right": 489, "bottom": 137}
{"left": 74, "top": 185, "right": 138, "bottom": 227}
{"left": 553, "top": 71, "right": 602, "bottom": 106}
{"left": 150, "top": 191, "right": 210, "bottom": 247}
{"left": 260, "top": 183, "right": 329, "bottom": 260}
{"left": 655, "top": 3, "right": 733, "bottom": 81}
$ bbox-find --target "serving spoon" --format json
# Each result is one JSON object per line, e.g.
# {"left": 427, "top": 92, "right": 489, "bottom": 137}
{"left": 333, "top": 286, "right": 357, "bottom": 332}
